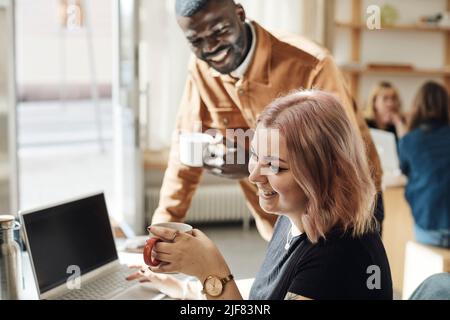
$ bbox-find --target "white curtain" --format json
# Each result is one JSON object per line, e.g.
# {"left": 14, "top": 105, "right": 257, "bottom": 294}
{"left": 141, "top": 0, "right": 327, "bottom": 151}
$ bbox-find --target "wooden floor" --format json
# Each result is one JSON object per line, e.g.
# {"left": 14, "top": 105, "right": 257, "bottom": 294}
{"left": 382, "top": 186, "right": 415, "bottom": 296}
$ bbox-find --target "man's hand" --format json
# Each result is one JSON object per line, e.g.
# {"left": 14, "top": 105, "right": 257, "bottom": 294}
{"left": 202, "top": 132, "right": 250, "bottom": 179}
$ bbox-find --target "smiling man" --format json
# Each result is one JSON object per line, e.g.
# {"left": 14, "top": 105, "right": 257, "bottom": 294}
{"left": 152, "top": 0, "right": 384, "bottom": 241}
{"left": 177, "top": 0, "right": 252, "bottom": 74}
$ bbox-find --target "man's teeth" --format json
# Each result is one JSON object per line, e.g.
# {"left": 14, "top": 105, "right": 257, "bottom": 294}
{"left": 210, "top": 49, "right": 229, "bottom": 62}
{"left": 262, "top": 191, "right": 277, "bottom": 196}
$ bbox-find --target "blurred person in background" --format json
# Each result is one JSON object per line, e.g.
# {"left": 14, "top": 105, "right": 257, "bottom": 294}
{"left": 398, "top": 81, "right": 450, "bottom": 248}
{"left": 365, "top": 81, "right": 406, "bottom": 140}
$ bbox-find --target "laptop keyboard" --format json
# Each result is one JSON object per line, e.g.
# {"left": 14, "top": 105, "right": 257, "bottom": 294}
{"left": 58, "top": 264, "right": 136, "bottom": 300}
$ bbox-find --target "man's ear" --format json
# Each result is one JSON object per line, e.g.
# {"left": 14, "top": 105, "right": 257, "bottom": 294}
{"left": 235, "top": 3, "right": 246, "bottom": 22}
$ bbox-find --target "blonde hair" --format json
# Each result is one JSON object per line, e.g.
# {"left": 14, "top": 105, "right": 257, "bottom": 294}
{"left": 258, "top": 90, "right": 377, "bottom": 243}
{"left": 365, "top": 81, "right": 402, "bottom": 120}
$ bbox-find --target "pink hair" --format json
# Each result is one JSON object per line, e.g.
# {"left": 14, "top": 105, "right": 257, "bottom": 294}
{"left": 258, "top": 90, "right": 377, "bottom": 243}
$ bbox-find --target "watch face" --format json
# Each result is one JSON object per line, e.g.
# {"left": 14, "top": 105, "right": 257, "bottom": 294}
{"left": 205, "top": 276, "right": 223, "bottom": 297}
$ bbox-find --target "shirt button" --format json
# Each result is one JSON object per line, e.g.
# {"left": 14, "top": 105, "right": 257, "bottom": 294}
{"left": 223, "top": 117, "right": 229, "bottom": 125}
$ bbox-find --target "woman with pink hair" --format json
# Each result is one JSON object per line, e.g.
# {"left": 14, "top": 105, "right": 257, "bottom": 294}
{"left": 128, "top": 90, "right": 393, "bottom": 300}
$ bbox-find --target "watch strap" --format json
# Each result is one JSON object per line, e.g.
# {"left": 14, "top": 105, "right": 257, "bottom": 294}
{"left": 220, "top": 274, "right": 234, "bottom": 286}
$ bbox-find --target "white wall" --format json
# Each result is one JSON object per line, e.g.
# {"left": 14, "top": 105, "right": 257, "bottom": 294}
{"left": 0, "top": 6, "right": 8, "bottom": 155}
{"left": 334, "top": 0, "right": 447, "bottom": 111}
{"left": 15, "top": 0, "right": 112, "bottom": 88}
{"left": 0, "top": 7, "right": 6, "bottom": 107}
{"left": 239, "top": 0, "right": 304, "bottom": 34}
{"left": 0, "top": 1, "right": 17, "bottom": 214}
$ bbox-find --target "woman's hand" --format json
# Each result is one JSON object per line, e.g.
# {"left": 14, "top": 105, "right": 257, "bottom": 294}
{"left": 390, "top": 112, "right": 407, "bottom": 138}
{"left": 147, "top": 226, "right": 231, "bottom": 283}
{"left": 389, "top": 112, "right": 403, "bottom": 125}
{"left": 126, "top": 265, "right": 198, "bottom": 299}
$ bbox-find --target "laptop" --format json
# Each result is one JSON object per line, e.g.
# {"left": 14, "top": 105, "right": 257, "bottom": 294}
{"left": 369, "top": 128, "right": 406, "bottom": 186}
{"left": 20, "top": 192, "right": 164, "bottom": 300}
{"left": 369, "top": 128, "right": 400, "bottom": 172}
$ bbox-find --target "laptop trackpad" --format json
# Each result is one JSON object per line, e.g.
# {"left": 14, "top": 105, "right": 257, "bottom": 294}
{"left": 110, "top": 283, "right": 166, "bottom": 300}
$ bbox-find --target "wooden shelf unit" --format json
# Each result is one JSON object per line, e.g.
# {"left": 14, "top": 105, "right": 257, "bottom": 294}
{"left": 338, "top": 0, "right": 450, "bottom": 104}
{"left": 340, "top": 65, "right": 450, "bottom": 77}
{"left": 336, "top": 0, "right": 450, "bottom": 295}
{"left": 335, "top": 21, "right": 450, "bottom": 32}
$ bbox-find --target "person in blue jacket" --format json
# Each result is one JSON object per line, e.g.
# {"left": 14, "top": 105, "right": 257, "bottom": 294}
{"left": 398, "top": 81, "right": 450, "bottom": 248}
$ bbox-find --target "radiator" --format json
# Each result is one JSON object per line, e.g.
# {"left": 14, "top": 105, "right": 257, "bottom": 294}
{"left": 146, "top": 184, "right": 252, "bottom": 224}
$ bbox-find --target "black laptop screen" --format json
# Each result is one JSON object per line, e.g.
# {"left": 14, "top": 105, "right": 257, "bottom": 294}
{"left": 22, "top": 193, "right": 118, "bottom": 294}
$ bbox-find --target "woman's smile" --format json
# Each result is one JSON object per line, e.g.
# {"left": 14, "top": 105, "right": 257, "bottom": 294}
{"left": 257, "top": 188, "right": 278, "bottom": 199}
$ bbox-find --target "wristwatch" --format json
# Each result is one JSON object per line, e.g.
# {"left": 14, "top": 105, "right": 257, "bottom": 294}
{"left": 202, "top": 274, "right": 234, "bottom": 297}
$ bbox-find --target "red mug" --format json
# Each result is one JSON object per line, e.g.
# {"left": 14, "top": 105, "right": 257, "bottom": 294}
{"left": 143, "top": 222, "right": 193, "bottom": 267}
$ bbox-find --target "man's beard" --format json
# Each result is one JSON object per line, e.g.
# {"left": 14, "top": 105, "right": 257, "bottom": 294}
{"left": 201, "top": 31, "right": 247, "bottom": 74}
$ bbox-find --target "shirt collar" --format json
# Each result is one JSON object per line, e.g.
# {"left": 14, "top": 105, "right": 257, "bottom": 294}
{"left": 230, "top": 21, "right": 256, "bottom": 79}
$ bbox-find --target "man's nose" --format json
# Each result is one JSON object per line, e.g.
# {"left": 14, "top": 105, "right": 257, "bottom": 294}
{"left": 202, "top": 37, "right": 220, "bottom": 54}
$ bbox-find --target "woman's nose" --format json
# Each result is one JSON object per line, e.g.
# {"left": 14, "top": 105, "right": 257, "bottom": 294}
{"left": 248, "top": 162, "right": 266, "bottom": 184}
